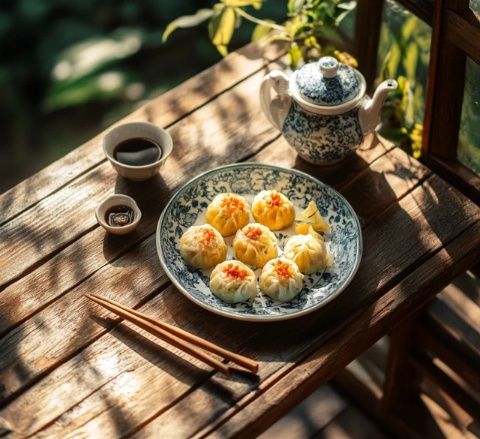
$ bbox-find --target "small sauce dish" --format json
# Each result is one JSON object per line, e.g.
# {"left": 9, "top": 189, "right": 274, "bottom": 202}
{"left": 102, "top": 122, "right": 173, "bottom": 181}
{"left": 95, "top": 194, "right": 142, "bottom": 235}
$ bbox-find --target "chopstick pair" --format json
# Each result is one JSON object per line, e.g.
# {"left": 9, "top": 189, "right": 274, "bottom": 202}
{"left": 86, "top": 294, "right": 259, "bottom": 375}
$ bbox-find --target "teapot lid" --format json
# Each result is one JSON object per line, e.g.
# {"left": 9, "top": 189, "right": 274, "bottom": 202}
{"left": 293, "top": 56, "right": 362, "bottom": 107}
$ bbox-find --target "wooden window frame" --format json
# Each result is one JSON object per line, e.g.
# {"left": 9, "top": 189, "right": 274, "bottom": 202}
{"left": 354, "top": 0, "right": 480, "bottom": 204}
{"left": 422, "top": 0, "right": 480, "bottom": 203}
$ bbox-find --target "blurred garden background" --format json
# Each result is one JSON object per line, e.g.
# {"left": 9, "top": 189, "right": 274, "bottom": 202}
{"left": 1, "top": 0, "right": 479, "bottom": 193}
{"left": 0, "top": 1, "right": 285, "bottom": 192}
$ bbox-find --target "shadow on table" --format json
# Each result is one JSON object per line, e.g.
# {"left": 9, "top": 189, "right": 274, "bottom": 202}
{"left": 92, "top": 316, "right": 210, "bottom": 386}
{"left": 138, "top": 136, "right": 472, "bottom": 435}
{"left": 0, "top": 312, "right": 29, "bottom": 417}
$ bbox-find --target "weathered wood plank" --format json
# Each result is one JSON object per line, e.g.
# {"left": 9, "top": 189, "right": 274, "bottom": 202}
{"left": 0, "top": 226, "right": 139, "bottom": 337}
{"left": 428, "top": 298, "right": 480, "bottom": 358}
{"left": 439, "top": 283, "right": 480, "bottom": 336}
{"left": 0, "top": 42, "right": 284, "bottom": 227}
{"left": 380, "top": 314, "right": 418, "bottom": 415}
{"left": 312, "top": 404, "right": 389, "bottom": 439}
{"left": 259, "top": 384, "right": 349, "bottom": 439}
{"left": 0, "top": 292, "right": 215, "bottom": 439}
{"left": 135, "top": 177, "right": 480, "bottom": 438}
{"left": 0, "top": 235, "right": 167, "bottom": 406}
{"left": 30, "top": 171, "right": 469, "bottom": 438}
{"left": 0, "top": 61, "right": 287, "bottom": 290}
{"left": 253, "top": 132, "right": 398, "bottom": 192}
{"left": 420, "top": 391, "right": 479, "bottom": 439}
{"left": 416, "top": 324, "right": 480, "bottom": 393}
{"left": 2, "top": 35, "right": 479, "bottom": 439}
{"left": 0, "top": 144, "right": 430, "bottom": 435}
{"left": 200, "top": 218, "right": 480, "bottom": 438}
{"left": 411, "top": 354, "right": 480, "bottom": 421}
{"left": 0, "top": 135, "right": 395, "bottom": 339}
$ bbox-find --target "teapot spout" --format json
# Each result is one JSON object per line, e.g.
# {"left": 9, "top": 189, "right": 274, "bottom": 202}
{"left": 360, "top": 79, "right": 398, "bottom": 133}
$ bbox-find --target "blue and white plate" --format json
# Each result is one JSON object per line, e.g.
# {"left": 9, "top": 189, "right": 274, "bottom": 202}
{"left": 156, "top": 163, "right": 362, "bottom": 321}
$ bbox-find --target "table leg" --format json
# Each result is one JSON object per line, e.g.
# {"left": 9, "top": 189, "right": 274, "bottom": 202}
{"left": 381, "top": 311, "right": 421, "bottom": 416}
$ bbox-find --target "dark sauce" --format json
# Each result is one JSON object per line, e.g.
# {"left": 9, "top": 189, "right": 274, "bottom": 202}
{"left": 105, "top": 205, "right": 135, "bottom": 227}
{"left": 113, "top": 137, "right": 162, "bottom": 166}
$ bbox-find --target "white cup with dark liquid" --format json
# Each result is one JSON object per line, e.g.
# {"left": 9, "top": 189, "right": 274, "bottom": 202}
{"left": 102, "top": 122, "right": 173, "bottom": 181}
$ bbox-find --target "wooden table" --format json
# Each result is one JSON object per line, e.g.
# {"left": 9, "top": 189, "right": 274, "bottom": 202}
{"left": 1, "top": 42, "right": 479, "bottom": 438}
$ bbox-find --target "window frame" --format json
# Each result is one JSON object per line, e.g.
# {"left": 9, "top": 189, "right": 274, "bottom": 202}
{"left": 422, "top": 0, "right": 480, "bottom": 203}
{"left": 354, "top": 0, "right": 480, "bottom": 203}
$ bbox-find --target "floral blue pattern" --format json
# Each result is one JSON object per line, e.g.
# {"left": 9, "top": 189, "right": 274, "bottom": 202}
{"left": 294, "top": 61, "right": 361, "bottom": 106}
{"left": 156, "top": 163, "right": 363, "bottom": 321}
{"left": 282, "top": 101, "right": 364, "bottom": 165}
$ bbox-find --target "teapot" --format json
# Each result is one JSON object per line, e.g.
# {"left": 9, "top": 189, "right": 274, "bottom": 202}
{"left": 260, "top": 56, "right": 398, "bottom": 165}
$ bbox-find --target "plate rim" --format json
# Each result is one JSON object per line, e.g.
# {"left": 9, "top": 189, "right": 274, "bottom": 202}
{"left": 156, "top": 162, "right": 363, "bottom": 322}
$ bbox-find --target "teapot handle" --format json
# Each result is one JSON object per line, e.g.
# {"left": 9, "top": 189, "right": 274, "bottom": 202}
{"left": 260, "top": 70, "right": 291, "bottom": 130}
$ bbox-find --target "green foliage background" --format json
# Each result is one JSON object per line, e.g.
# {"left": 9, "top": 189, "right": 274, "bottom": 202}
{"left": 0, "top": 0, "right": 284, "bottom": 191}
{"left": 458, "top": 58, "right": 480, "bottom": 175}
{"left": 376, "top": 0, "right": 431, "bottom": 158}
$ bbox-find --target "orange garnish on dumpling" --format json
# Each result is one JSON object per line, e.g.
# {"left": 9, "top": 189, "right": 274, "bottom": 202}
{"left": 223, "top": 263, "right": 248, "bottom": 280}
{"left": 244, "top": 226, "right": 263, "bottom": 241}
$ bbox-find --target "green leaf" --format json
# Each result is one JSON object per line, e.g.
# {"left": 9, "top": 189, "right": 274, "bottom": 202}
{"left": 403, "top": 42, "right": 418, "bottom": 80}
{"left": 385, "top": 42, "right": 401, "bottom": 79}
{"left": 335, "top": 7, "right": 354, "bottom": 26}
{"left": 225, "top": 0, "right": 263, "bottom": 8}
{"left": 162, "top": 9, "right": 214, "bottom": 42}
{"left": 45, "top": 70, "right": 132, "bottom": 111}
{"left": 400, "top": 16, "right": 417, "bottom": 44}
{"left": 285, "top": 15, "right": 308, "bottom": 38}
{"left": 316, "top": 25, "right": 343, "bottom": 45}
{"left": 51, "top": 29, "right": 142, "bottom": 83}
{"left": 304, "top": 35, "right": 320, "bottom": 49}
{"left": 216, "top": 44, "right": 229, "bottom": 56}
{"left": 337, "top": 1, "right": 357, "bottom": 10}
{"left": 209, "top": 6, "right": 236, "bottom": 55}
{"left": 288, "top": 42, "right": 303, "bottom": 68}
{"left": 288, "top": 0, "right": 305, "bottom": 14}
{"left": 378, "top": 127, "right": 410, "bottom": 144}
{"left": 251, "top": 20, "right": 275, "bottom": 41}
{"left": 266, "top": 33, "right": 292, "bottom": 44}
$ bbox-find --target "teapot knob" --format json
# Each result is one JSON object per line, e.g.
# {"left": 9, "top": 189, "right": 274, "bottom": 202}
{"left": 319, "top": 56, "right": 339, "bottom": 78}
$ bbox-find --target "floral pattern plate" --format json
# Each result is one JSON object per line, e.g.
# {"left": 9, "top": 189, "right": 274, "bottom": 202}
{"left": 156, "top": 163, "right": 362, "bottom": 321}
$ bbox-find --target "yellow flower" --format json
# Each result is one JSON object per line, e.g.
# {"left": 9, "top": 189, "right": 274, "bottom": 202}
{"left": 334, "top": 50, "right": 358, "bottom": 68}
{"left": 410, "top": 123, "right": 423, "bottom": 158}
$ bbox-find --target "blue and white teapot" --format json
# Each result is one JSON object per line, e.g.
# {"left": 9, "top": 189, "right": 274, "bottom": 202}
{"left": 260, "top": 56, "right": 397, "bottom": 165}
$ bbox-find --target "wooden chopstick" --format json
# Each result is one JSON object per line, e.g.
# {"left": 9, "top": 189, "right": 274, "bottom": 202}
{"left": 87, "top": 294, "right": 229, "bottom": 375}
{"left": 86, "top": 294, "right": 259, "bottom": 375}
{"left": 89, "top": 294, "right": 258, "bottom": 373}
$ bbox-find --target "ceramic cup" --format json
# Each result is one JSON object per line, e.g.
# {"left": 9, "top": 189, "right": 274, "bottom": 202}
{"left": 95, "top": 194, "right": 142, "bottom": 235}
{"left": 102, "top": 122, "right": 173, "bottom": 181}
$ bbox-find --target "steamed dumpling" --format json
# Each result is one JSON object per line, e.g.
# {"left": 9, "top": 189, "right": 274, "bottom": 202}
{"left": 259, "top": 258, "right": 304, "bottom": 302}
{"left": 179, "top": 224, "right": 227, "bottom": 269}
{"left": 205, "top": 193, "right": 250, "bottom": 236}
{"left": 252, "top": 190, "right": 295, "bottom": 230}
{"left": 210, "top": 261, "right": 257, "bottom": 303}
{"left": 233, "top": 223, "right": 278, "bottom": 268}
{"left": 284, "top": 231, "right": 333, "bottom": 274}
